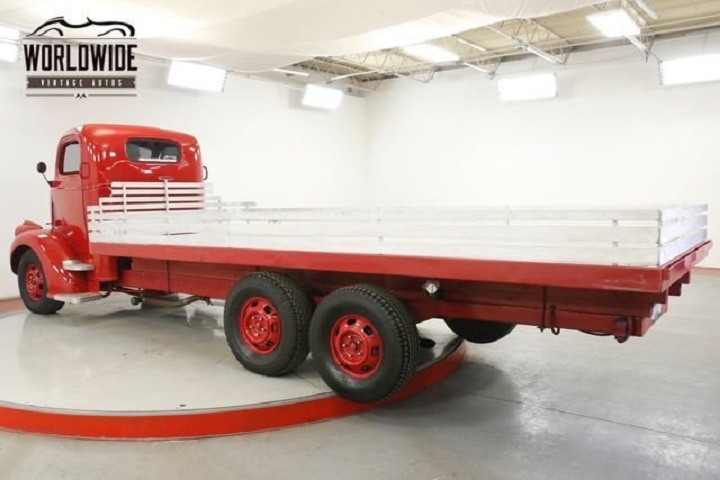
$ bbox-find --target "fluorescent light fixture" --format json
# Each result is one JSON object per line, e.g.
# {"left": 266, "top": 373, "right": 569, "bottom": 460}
{"left": 463, "top": 62, "right": 490, "bottom": 73}
{"left": 587, "top": 9, "right": 640, "bottom": 38}
{"left": 273, "top": 68, "right": 310, "bottom": 77}
{"left": 498, "top": 73, "right": 557, "bottom": 102}
{"left": 660, "top": 54, "right": 720, "bottom": 86}
{"left": 634, "top": 0, "right": 658, "bottom": 20}
{"left": 329, "top": 71, "right": 380, "bottom": 82}
{"left": 403, "top": 44, "right": 460, "bottom": 63}
{"left": 0, "top": 42, "right": 19, "bottom": 62}
{"left": 525, "top": 45, "right": 562, "bottom": 64}
{"left": 0, "top": 26, "right": 20, "bottom": 40}
{"left": 453, "top": 36, "right": 486, "bottom": 53}
{"left": 302, "top": 84, "right": 343, "bottom": 110}
{"left": 167, "top": 60, "right": 227, "bottom": 92}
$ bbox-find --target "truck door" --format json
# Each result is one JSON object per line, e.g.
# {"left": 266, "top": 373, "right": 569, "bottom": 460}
{"left": 52, "top": 138, "right": 89, "bottom": 257}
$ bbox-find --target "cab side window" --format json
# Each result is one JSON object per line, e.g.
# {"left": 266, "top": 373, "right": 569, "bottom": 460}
{"left": 61, "top": 143, "right": 80, "bottom": 175}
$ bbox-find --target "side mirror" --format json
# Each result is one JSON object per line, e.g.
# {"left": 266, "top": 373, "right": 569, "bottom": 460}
{"left": 36, "top": 161, "right": 51, "bottom": 186}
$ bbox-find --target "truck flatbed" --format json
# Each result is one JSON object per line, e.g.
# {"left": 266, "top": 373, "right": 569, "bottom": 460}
{"left": 88, "top": 181, "right": 708, "bottom": 292}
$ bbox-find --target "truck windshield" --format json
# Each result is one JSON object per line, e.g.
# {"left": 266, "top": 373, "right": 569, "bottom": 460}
{"left": 126, "top": 139, "right": 180, "bottom": 163}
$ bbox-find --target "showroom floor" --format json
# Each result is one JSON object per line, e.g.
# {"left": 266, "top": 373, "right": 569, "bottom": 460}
{"left": 0, "top": 273, "right": 718, "bottom": 480}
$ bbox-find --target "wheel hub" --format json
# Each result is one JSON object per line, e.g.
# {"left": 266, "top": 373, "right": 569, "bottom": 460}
{"left": 24, "top": 263, "right": 44, "bottom": 301}
{"left": 330, "top": 315, "right": 383, "bottom": 378}
{"left": 239, "top": 297, "right": 281, "bottom": 354}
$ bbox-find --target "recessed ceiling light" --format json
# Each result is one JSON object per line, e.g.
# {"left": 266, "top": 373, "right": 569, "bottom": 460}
{"left": 498, "top": 73, "right": 557, "bottom": 102}
{"left": 167, "top": 61, "right": 227, "bottom": 92}
{"left": 0, "top": 42, "right": 19, "bottom": 63}
{"left": 403, "top": 44, "right": 460, "bottom": 63}
{"left": 302, "top": 84, "right": 343, "bottom": 110}
{"left": 660, "top": 54, "right": 720, "bottom": 86}
{"left": 0, "top": 26, "right": 20, "bottom": 40}
{"left": 587, "top": 9, "right": 641, "bottom": 38}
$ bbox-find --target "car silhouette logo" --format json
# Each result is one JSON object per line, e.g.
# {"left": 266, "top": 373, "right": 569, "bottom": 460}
{"left": 29, "top": 17, "right": 135, "bottom": 38}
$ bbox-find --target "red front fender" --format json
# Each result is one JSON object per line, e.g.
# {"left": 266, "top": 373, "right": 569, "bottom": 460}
{"left": 10, "top": 229, "right": 88, "bottom": 295}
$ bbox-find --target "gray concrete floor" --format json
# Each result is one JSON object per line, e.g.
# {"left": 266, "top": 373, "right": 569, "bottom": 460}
{"left": 1, "top": 273, "right": 719, "bottom": 480}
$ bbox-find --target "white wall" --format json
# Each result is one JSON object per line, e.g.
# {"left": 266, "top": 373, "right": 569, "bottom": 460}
{"left": 0, "top": 59, "right": 368, "bottom": 298}
{"left": 367, "top": 34, "right": 720, "bottom": 267}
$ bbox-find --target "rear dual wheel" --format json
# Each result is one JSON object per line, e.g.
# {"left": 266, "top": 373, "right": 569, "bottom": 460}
{"left": 224, "top": 272, "right": 313, "bottom": 376}
{"left": 224, "top": 275, "right": 420, "bottom": 403}
{"left": 310, "top": 285, "right": 419, "bottom": 403}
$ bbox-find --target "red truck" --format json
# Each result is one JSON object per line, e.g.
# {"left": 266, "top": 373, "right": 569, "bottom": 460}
{"left": 10, "top": 124, "right": 711, "bottom": 402}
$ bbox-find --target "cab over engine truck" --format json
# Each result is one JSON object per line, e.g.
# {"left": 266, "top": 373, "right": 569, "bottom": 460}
{"left": 10, "top": 124, "right": 712, "bottom": 403}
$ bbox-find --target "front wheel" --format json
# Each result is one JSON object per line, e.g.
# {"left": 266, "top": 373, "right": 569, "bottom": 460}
{"left": 18, "top": 250, "right": 64, "bottom": 315}
{"left": 444, "top": 319, "right": 516, "bottom": 344}
{"left": 310, "top": 284, "right": 419, "bottom": 403}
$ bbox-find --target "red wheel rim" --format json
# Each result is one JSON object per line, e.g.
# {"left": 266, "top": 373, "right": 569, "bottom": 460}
{"left": 24, "top": 263, "right": 45, "bottom": 302}
{"left": 330, "top": 315, "right": 383, "bottom": 379}
{"left": 238, "top": 297, "right": 282, "bottom": 354}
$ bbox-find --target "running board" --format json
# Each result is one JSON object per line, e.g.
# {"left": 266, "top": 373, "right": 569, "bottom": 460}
{"left": 52, "top": 292, "right": 104, "bottom": 304}
{"left": 62, "top": 260, "right": 94, "bottom": 271}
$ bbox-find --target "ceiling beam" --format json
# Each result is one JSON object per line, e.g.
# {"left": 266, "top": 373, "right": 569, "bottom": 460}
{"left": 486, "top": 19, "right": 569, "bottom": 64}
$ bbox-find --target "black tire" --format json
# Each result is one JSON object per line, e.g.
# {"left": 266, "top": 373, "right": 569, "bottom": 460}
{"left": 17, "top": 250, "right": 64, "bottom": 315}
{"left": 444, "top": 319, "right": 516, "bottom": 344}
{"left": 310, "top": 284, "right": 419, "bottom": 403}
{"left": 224, "top": 272, "right": 312, "bottom": 376}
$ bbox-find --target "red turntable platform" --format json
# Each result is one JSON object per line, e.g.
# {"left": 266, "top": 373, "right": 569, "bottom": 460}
{"left": 0, "top": 297, "right": 464, "bottom": 440}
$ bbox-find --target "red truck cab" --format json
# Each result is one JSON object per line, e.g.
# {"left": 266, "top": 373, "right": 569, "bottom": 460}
{"left": 11, "top": 124, "right": 203, "bottom": 306}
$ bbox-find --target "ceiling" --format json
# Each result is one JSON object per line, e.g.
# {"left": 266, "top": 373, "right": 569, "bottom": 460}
{"left": 292, "top": 0, "right": 720, "bottom": 90}
{"left": 2, "top": 0, "right": 720, "bottom": 91}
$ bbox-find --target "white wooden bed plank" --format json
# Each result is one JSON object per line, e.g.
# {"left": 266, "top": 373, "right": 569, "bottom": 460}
{"left": 90, "top": 222, "right": 663, "bottom": 244}
{"left": 110, "top": 181, "right": 209, "bottom": 188}
{"left": 90, "top": 232, "right": 662, "bottom": 266}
